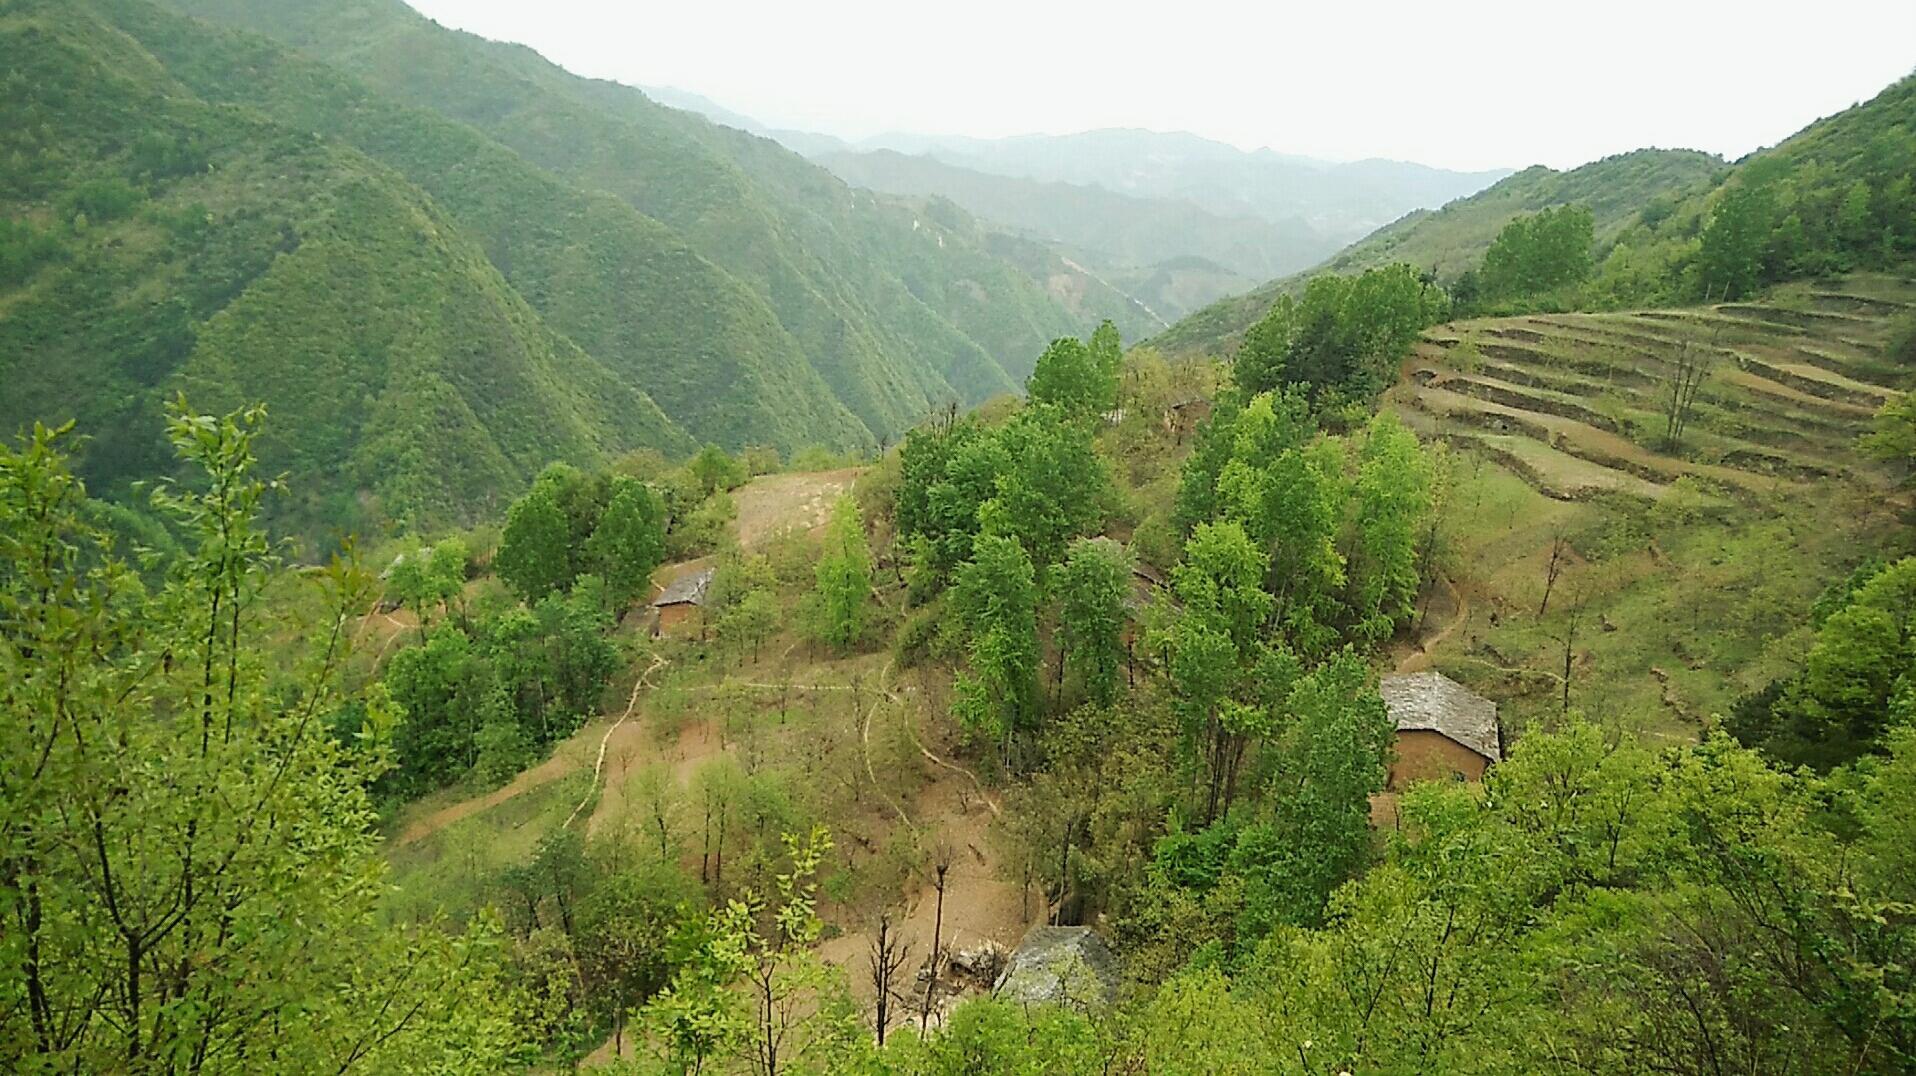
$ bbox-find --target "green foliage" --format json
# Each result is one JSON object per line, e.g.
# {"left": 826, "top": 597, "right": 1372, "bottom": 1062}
{"left": 1479, "top": 203, "right": 1594, "bottom": 301}
{"left": 1232, "top": 263, "right": 1444, "bottom": 406}
{"left": 497, "top": 479, "right": 577, "bottom": 604}
{"left": 1696, "top": 182, "right": 1775, "bottom": 300}
{"left": 688, "top": 444, "right": 750, "bottom": 498}
{"left": 380, "top": 580, "right": 617, "bottom": 797}
{"left": 587, "top": 476, "right": 667, "bottom": 611}
{"left": 0, "top": 407, "right": 524, "bottom": 1070}
{"left": 1731, "top": 557, "right": 1916, "bottom": 768}
{"left": 952, "top": 533, "right": 1041, "bottom": 760}
{"left": 1027, "top": 334, "right": 1117, "bottom": 423}
{"left": 1347, "top": 412, "right": 1432, "bottom": 642}
{"left": 637, "top": 827, "right": 857, "bottom": 1073}
{"left": 810, "top": 495, "right": 874, "bottom": 652}
{"left": 1058, "top": 538, "right": 1132, "bottom": 707}
{"left": 896, "top": 397, "right": 1110, "bottom": 587}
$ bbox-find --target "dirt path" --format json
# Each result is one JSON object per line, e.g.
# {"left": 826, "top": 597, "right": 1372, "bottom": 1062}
{"left": 1395, "top": 575, "right": 1468, "bottom": 675}
{"left": 563, "top": 655, "right": 668, "bottom": 829}
{"left": 390, "top": 736, "right": 588, "bottom": 848}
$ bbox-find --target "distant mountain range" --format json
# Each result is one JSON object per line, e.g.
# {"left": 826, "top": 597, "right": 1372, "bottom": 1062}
{"left": 643, "top": 86, "right": 1511, "bottom": 323}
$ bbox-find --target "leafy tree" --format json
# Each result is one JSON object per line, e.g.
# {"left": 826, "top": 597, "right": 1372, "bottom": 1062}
{"left": 952, "top": 533, "right": 1041, "bottom": 764}
{"left": 638, "top": 828, "right": 856, "bottom": 1074}
{"left": 1058, "top": 538, "right": 1132, "bottom": 707}
{"left": 1160, "top": 521, "right": 1275, "bottom": 821}
{"left": 1861, "top": 387, "right": 1916, "bottom": 478}
{"left": 1696, "top": 183, "right": 1775, "bottom": 300}
{"left": 585, "top": 475, "right": 667, "bottom": 612}
{"left": 1479, "top": 203, "right": 1595, "bottom": 300}
{"left": 708, "top": 552, "right": 778, "bottom": 662}
{"left": 810, "top": 495, "right": 873, "bottom": 652}
{"left": 1088, "top": 318, "right": 1123, "bottom": 383}
{"left": 1347, "top": 411, "right": 1432, "bottom": 641}
{"left": 1209, "top": 393, "right": 1344, "bottom": 652}
{"left": 1027, "top": 335, "right": 1116, "bottom": 423}
{"left": 723, "top": 588, "right": 780, "bottom": 665}
{"left": 0, "top": 409, "right": 523, "bottom": 1071}
{"left": 1234, "top": 264, "right": 1441, "bottom": 404}
{"left": 575, "top": 860, "right": 700, "bottom": 1060}
{"left": 496, "top": 479, "right": 575, "bottom": 603}
{"left": 984, "top": 405, "right": 1109, "bottom": 569}
{"left": 384, "top": 627, "right": 491, "bottom": 790}
{"left": 687, "top": 444, "right": 749, "bottom": 497}
{"left": 388, "top": 535, "right": 467, "bottom": 628}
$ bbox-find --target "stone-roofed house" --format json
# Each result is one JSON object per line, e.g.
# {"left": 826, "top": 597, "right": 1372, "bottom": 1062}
{"left": 993, "top": 925, "right": 1119, "bottom": 1010}
{"left": 1379, "top": 670, "right": 1502, "bottom": 789}
{"left": 650, "top": 566, "right": 714, "bottom": 637}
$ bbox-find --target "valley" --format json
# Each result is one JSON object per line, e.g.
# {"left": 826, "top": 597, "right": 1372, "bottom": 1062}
{"left": 5, "top": 2, "right": 1915, "bottom": 1071}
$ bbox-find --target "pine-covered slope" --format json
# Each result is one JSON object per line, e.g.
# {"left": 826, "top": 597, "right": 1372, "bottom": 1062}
{"left": 0, "top": 0, "right": 692, "bottom": 543}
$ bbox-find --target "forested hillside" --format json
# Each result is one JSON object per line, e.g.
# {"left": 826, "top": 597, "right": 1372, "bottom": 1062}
{"left": 1154, "top": 149, "right": 1727, "bottom": 357}
{"left": 0, "top": 0, "right": 694, "bottom": 542}
{"left": 162, "top": 0, "right": 1122, "bottom": 430}
{"left": 1158, "top": 73, "right": 1915, "bottom": 359}
{"left": 1, "top": 0, "right": 1147, "bottom": 545}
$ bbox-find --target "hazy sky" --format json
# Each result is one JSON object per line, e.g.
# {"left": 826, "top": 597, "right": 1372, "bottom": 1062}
{"left": 405, "top": 0, "right": 1914, "bottom": 172}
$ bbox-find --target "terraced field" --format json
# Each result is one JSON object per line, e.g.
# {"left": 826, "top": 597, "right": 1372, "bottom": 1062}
{"left": 1393, "top": 272, "right": 1915, "bottom": 738}
{"left": 1393, "top": 273, "right": 1913, "bottom": 502}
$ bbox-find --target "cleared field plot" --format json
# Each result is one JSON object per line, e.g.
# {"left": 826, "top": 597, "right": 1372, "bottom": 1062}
{"left": 1397, "top": 273, "right": 1912, "bottom": 740}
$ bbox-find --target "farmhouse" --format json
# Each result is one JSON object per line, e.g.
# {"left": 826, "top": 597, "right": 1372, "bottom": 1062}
{"left": 1378, "top": 670, "right": 1502, "bottom": 788}
{"left": 650, "top": 566, "right": 714, "bottom": 637}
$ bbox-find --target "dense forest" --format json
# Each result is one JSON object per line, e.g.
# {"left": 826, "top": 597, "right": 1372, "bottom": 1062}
{"left": 6, "top": 2, "right": 1916, "bottom": 1072}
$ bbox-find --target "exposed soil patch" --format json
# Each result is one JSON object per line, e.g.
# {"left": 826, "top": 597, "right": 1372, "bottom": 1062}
{"left": 733, "top": 467, "right": 861, "bottom": 547}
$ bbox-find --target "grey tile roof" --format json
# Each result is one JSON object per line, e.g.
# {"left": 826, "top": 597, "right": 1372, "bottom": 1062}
{"left": 651, "top": 566, "right": 715, "bottom": 608}
{"left": 1379, "top": 670, "right": 1501, "bottom": 763}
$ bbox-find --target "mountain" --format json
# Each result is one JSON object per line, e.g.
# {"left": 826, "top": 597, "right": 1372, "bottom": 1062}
{"left": 641, "top": 95, "right": 1503, "bottom": 326}
{"left": 1151, "top": 148, "right": 1728, "bottom": 357}
{"left": 164, "top": 0, "right": 1129, "bottom": 432}
{"left": 3, "top": 0, "right": 1153, "bottom": 542}
{"left": 848, "top": 128, "right": 1512, "bottom": 244}
{"left": 810, "top": 148, "right": 1332, "bottom": 321}
{"left": 0, "top": 0, "right": 695, "bottom": 542}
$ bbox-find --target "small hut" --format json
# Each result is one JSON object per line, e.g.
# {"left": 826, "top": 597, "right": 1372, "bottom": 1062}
{"left": 993, "top": 925, "right": 1119, "bottom": 1011}
{"left": 1378, "top": 670, "right": 1502, "bottom": 788}
{"left": 650, "top": 567, "right": 714, "bottom": 637}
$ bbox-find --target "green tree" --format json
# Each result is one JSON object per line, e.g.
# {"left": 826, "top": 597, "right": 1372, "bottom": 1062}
{"left": 984, "top": 405, "right": 1109, "bottom": 569}
{"left": 496, "top": 479, "right": 575, "bottom": 603}
{"left": 586, "top": 475, "right": 667, "bottom": 612}
{"left": 638, "top": 828, "right": 856, "bottom": 1075}
{"left": 0, "top": 409, "right": 523, "bottom": 1072}
{"left": 387, "top": 537, "right": 466, "bottom": 629}
{"left": 1479, "top": 203, "right": 1595, "bottom": 300}
{"left": 952, "top": 532, "right": 1041, "bottom": 765}
{"left": 810, "top": 495, "right": 873, "bottom": 652}
{"left": 1027, "top": 335, "right": 1116, "bottom": 423}
{"left": 1347, "top": 411, "right": 1432, "bottom": 641}
{"left": 687, "top": 444, "right": 749, "bottom": 497}
{"left": 1697, "top": 183, "right": 1775, "bottom": 300}
{"left": 1088, "top": 319, "right": 1123, "bottom": 384}
{"left": 1057, "top": 538, "right": 1132, "bottom": 708}
{"left": 1233, "top": 264, "right": 1439, "bottom": 404}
